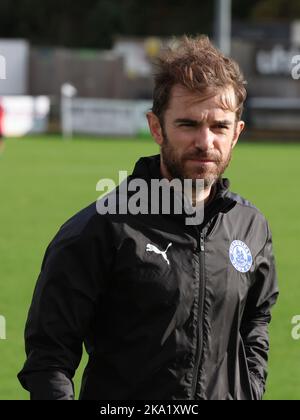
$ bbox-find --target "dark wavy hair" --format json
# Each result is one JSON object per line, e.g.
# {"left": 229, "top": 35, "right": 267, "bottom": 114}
{"left": 152, "top": 35, "right": 247, "bottom": 122}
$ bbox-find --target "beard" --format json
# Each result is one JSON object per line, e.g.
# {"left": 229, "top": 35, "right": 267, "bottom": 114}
{"left": 160, "top": 128, "right": 233, "bottom": 189}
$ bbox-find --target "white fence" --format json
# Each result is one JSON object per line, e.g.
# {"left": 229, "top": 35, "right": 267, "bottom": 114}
{"left": 62, "top": 98, "right": 152, "bottom": 137}
{"left": 247, "top": 97, "right": 300, "bottom": 130}
{"left": 1, "top": 96, "right": 50, "bottom": 137}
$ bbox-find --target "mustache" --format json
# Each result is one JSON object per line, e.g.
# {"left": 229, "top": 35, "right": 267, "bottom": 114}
{"left": 183, "top": 151, "right": 222, "bottom": 162}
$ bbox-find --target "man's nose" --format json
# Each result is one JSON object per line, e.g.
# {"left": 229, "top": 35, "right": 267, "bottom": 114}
{"left": 194, "top": 126, "right": 214, "bottom": 151}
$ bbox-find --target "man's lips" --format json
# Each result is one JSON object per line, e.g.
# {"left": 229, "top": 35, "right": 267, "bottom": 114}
{"left": 186, "top": 158, "right": 217, "bottom": 163}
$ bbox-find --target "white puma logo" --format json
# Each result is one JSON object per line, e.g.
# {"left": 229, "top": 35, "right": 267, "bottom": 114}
{"left": 146, "top": 243, "right": 172, "bottom": 266}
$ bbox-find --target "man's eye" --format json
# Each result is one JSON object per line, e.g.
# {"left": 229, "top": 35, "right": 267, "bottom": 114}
{"left": 214, "top": 124, "right": 229, "bottom": 130}
{"left": 179, "top": 123, "right": 194, "bottom": 127}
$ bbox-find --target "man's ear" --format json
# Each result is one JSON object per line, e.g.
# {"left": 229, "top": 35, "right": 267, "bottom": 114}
{"left": 232, "top": 120, "right": 245, "bottom": 149}
{"left": 146, "top": 112, "right": 164, "bottom": 146}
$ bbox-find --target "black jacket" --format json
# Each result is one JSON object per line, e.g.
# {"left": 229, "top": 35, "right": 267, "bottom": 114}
{"left": 18, "top": 155, "right": 279, "bottom": 400}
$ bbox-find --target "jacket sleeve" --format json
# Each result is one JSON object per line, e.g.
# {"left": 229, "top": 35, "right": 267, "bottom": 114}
{"left": 240, "top": 222, "right": 279, "bottom": 400}
{"left": 18, "top": 217, "right": 110, "bottom": 400}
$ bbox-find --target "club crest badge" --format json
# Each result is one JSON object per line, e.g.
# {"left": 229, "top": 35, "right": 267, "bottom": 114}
{"left": 229, "top": 240, "right": 253, "bottom": 273}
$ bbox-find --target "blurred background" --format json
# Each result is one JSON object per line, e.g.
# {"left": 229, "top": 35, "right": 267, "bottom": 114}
{"left": 0, "top": 0, "right": 300, "bottom": 400}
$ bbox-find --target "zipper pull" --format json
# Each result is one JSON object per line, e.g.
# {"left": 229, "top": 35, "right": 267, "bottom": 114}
{"left": 200, "top": 232, "right": 205, "bottom": 252}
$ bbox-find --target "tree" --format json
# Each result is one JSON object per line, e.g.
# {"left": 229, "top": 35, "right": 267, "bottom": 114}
{"left": 1, "top": 0, "right": 299, "bottom": 49}
{"left": 251, "top": 0, "right": 300, "bottom": 20}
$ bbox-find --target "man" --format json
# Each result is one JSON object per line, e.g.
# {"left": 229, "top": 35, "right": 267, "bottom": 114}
{"left": 18, "top": 36, "right": 279, "bottom": 400}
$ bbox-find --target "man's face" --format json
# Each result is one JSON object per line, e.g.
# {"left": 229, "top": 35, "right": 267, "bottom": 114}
{"left": 147, "top": 85, "right": 245, "bottom": 188}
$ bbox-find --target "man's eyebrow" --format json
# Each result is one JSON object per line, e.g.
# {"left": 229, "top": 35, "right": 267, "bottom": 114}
{"left": 213, "top": 120, "right": 233, "bottom": 126}
{"left": 174, "top": 118, "right": 233, "bottom": 126}
{"left": 174, "top": 118, "right": 201, "bottom": 125}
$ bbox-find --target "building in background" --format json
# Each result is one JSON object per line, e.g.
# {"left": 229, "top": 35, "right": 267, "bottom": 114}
{"left": 231, "top": 20, "right": 300, "bottom": 132}
{"left": 0, "top": 39, "right": 29, "bottom": 95}
{"left": 0, "top": 39, "right": 50, "bottom": 137}
{"left": 2, "top": 21, "right": 300, "bottom": 137}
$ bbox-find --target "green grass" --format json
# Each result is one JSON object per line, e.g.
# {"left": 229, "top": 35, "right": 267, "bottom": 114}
{"left": 0, "top": 135, "right": 299, "bottom": 400}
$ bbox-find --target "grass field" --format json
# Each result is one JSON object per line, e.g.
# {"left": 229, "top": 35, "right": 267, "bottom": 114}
{"left": 0, "top": 135, "right": 300, "bottom": 400}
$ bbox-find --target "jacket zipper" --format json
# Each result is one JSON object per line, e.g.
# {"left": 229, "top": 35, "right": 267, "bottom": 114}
{"left": 191, "top": 230, "right": 206, "bottom": 399}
